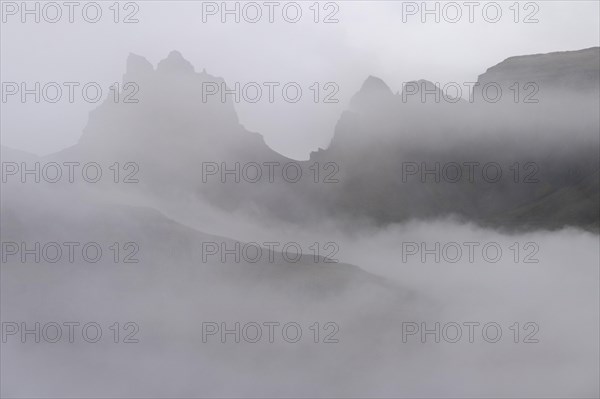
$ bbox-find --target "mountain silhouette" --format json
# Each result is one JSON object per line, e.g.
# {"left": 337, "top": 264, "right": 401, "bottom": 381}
{"left": 22, "top": 47, "right": 600, "bottom": 230}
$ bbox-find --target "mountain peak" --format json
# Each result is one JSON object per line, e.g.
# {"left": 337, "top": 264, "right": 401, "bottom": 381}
{"left": 349, "top": 75, "right": 394, "bottom": 110}
{"left": 360, "top": 75, "right": 393, "bottom": 95}
{"left": 157, "top": 50, "right": 195, "bottom": 74}
{"left": 126, "top": 53, "right": 154, "bottom": 76}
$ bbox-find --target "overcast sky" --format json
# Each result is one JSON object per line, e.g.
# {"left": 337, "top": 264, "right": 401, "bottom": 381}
{"left": 1, "top": 0, "right": 599, "bottom": 159}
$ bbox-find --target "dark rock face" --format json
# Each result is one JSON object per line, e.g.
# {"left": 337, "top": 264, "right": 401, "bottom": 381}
{"left": 309, "top": 48, "right": 600, "bottom": 230}
{"left": 476, "top": 47, "right": 600, "bottom": 97}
